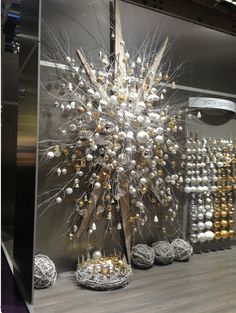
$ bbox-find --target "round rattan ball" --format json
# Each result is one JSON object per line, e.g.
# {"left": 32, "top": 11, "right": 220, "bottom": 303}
{"left": 171, "top": 239, "right": 193, "bottom": 261}
{"left": 131, "top": 244, "right": 155, "bottom": 269}
{"left": 34, "top": 254, "right": 57, "bottom": 289}
{"left": 152, "top": 241, "right": 175, "bottom": 265}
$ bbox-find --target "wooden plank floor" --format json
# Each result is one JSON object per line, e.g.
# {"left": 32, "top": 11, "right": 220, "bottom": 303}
{"left": 34, "top": 247, "right": 236, "bottom": 313}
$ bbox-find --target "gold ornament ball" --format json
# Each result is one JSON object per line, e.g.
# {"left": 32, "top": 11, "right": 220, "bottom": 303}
{"left": 214, "top": 211, "right": 220, "bottom": 219}
{"left": 228, "top": 220, "right": 234, "bottom": 227}
{"left": 214, "top": 221, "right": 221, "bottom": 228}
{"left": 228, "top": 230, "right": 235, "bottom": 238}
{"left": 221, "top": 220, "right": 228, "bottom": 228}
{"left": 221, "top": 210, "right": 228, "bottom": 218}
{"left": 229, "top": 210, "right": 235, "bottom": 217}
{"left": 214, "top": 231, "right": 221, "bottom": 240}
{"left": 220, "top": 230, "right": 229, "bottom": 239}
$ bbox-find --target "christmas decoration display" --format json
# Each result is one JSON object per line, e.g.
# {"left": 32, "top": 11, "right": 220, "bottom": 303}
{"left": 131, "top": 244, "right": 155, "bottom": 269}
{"left": 152, "top": 241, "right": 175, "bottom": 265}
{"left": 171, "top": 239, "right": 193, "bottom": 261}
{"left": 34, "top": 254, "right": 57, "bottom": 289}
{"left": 38, "top": 0, "right": 186, "bottom": 266}
{"left": 76, "top": 252, "right": 132, "bottom": 290}
{"left": 185, "top": 134, "right": 235, "bottom": 244}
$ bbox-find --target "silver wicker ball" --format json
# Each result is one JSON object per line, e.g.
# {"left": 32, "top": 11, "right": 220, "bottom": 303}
{"left": 152, "top": 241, "right": 175, "bottom": 265}
{"left": 131, "top": 244, "right": 155, "bottom": 269}
{"left": 171, "top": 239, "right": 193, "bottom": 261}
{"left": 34, "top": 254, "right": 57, "bottom": 289}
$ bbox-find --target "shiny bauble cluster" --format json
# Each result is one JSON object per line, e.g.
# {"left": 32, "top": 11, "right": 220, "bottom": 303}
{"left": 44, "top": 46, "right": 185, "bottom": 240}
{"left": 212, "top": 141, "right": 235, "bottom": 240}
{"left": 188, "top": 136, "right": 235, "bottom": 244}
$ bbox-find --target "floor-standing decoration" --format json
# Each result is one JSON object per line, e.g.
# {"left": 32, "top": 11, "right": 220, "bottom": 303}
{"left": 38, "top": 1, "right": 187, "bottom": 289}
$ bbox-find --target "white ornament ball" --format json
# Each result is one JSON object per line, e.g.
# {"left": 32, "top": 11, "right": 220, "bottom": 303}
{"left": 140, "top": 177, "right": 147, "bottom": 185}
{"left": 94, "top": 182, "right": 101, "bottom": 189}
{"left": 136, "top": 131, "right": 149, "bottom": 143}
{"left": 56, "top": 197, "right": 62, "bottom": 203}
{"left": 184, "top": 186, "right": 191, "bottom": 193}
{"left": 206, "top": 211, "right": 213, "bottom": 219}
{"left": 205, "top": 231, "right": 214, "bottom": 241}
{"left": 198, "top": 232, "right": 206, "bottom": 243}
{"left": 92, "top": 250, "right": 102, "bottom": 260}
{"left": 137, "top": 115, "right": 145, "bottom": 123}
{"left": 155, "top": 135, "right": 164, "bottom": 144}
{"left": 197, "top": 213, "right": 204, "bottom": 220}
{"left": 86, "top": 154, "right": 93, "bottom": 161}
{"left": 118, "top": 153, "right": 130, "bottom": 165}
{"left": 198, "top": 221, "right": 205, "bottom": 231}
{"left": 66, "top": 187, "right": 73, "bottom": 195}
{"left": 47, "top": 151, "right": 54, "bottom": 159}
{"left": 205, "top": 221, "right": 213, "bottom": 229}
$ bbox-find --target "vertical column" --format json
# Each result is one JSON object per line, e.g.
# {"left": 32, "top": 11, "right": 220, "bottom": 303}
{"left": 13, "top": 0, "right": 41, "bottom": 304}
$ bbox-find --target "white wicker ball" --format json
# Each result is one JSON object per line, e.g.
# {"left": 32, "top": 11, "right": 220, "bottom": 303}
{"left": 152, "top": 241, "right": 175, "bottom": 265}
{"left": 34, "top": 254, "right": 57, "bottom": 289}
{"left": 171, "top": 239, "right": 193, "bottom": 261}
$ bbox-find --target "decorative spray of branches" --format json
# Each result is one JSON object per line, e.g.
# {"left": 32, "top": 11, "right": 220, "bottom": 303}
{"left": 38, "top": 0, "right": 187, "bottom": 262}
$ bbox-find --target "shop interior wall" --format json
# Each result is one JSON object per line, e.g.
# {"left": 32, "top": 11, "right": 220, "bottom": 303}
{"left": 36, "top": 0, "right": 236, "bottom": 272}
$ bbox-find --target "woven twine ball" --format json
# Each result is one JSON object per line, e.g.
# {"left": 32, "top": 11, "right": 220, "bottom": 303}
{"left": 152, "top": 241, "right": 175, "bottom": 265}
{"left": 171, "top": 239, "right": 193, "bottom": 261}
{"left": 34, "top": 254, "right": 57, "bottom": 289}
{"left": 131, "top": 244, "right": 155, "bottom": 269}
